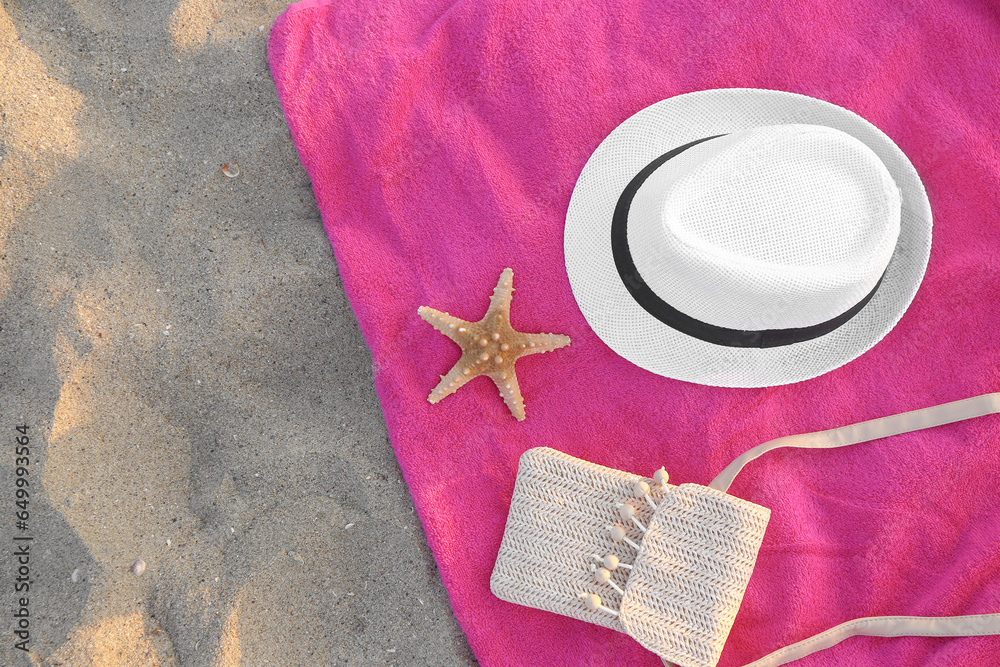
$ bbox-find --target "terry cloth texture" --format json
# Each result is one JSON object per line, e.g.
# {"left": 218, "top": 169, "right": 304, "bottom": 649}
{"left": 268, "top": 2, "right": 1000, "bottom": 665}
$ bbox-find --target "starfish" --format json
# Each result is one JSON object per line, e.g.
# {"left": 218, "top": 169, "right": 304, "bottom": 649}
{"left": 418, "top": 268, "right": 571, "bottom": 421}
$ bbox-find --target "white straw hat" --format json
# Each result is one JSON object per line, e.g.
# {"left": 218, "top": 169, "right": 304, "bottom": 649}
{"left": 565, "top": 89, "right": 931, "bottom": 387}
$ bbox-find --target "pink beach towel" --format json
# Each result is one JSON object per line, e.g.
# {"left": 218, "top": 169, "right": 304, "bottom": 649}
{"left": 268, "top": 1, "right": 1000, "bottom": 665}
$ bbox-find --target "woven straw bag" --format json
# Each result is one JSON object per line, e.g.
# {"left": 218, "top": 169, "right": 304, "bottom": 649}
{"left": 491, "top": 393, "right": 1000, "bottom": 667}
{"left": 492, "top": 447, "right": 768, "bottom": 667}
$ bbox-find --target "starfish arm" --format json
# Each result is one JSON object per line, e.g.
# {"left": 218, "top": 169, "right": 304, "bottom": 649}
{"left": 427, "top": 360, "right": 478, "bottom": 404}
{"left": 518, "top": 332, "right": 572, "bottom": 356}
{"left": 418, "top": 306, "right": 473, "bottom": 344}
{"left": 491, "top": 371, "right": 526, "bottom": 421}
{"left": 486, "top": 268, "right": 514, "bottom": 318}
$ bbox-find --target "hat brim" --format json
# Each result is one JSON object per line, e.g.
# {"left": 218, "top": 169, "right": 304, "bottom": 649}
{"left": 564, "top": 88, "right": 931, "bottom": 388}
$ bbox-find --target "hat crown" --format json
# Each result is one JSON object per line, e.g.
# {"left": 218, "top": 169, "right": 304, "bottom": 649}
{"left": 628, "top": 125, "right": 901, "bottom": 330}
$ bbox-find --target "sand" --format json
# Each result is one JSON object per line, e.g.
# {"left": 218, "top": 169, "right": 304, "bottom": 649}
{"left": 0, "top": 2, "right": 475, "bottom": 665}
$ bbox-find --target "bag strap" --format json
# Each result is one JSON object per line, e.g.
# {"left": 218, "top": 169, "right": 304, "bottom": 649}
{"left": 704, "top": 392, "right": 1000, "bottom": 667}
{"left": 740, "top": 614, "right": 1000, "bottom": 667}
{"left": 710, "top": 392, "right": 1000, "bottom": 493}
